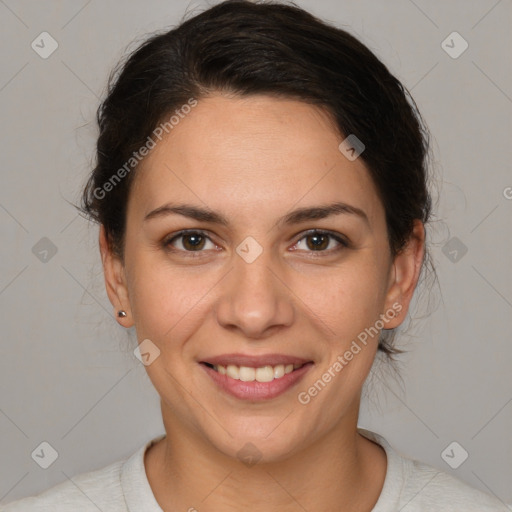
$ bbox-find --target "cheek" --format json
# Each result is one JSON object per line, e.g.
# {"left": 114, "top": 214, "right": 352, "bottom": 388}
{"left": 295, "top": 260, "right": 385, "bottom": 339}
{"left": 125, "top": 256, "right": 214, "bottom": 346}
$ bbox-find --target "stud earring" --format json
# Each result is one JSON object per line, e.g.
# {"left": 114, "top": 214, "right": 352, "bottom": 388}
{"left": 117, "top": 310, "right": 127, "bottom": 318}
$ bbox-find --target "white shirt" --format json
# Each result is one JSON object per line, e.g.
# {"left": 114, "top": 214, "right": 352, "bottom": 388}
{"left": 1, "top": 428, "right": 508, "bottom": 511}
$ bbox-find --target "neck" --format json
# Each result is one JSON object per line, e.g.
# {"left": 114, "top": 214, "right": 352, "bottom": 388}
{"left": 145, "top": 402, "right": 387, "bottom": 512}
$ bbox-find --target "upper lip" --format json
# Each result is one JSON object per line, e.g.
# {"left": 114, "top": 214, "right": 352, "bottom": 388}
{"left": 200, "top": 353, "right": 313, "bottom": 367}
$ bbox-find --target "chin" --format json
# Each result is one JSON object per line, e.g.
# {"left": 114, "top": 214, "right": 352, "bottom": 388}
{"left": 202, "top": 415, "right": 310, "bottom": 465}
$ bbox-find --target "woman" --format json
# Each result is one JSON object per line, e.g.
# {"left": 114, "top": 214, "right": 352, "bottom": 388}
{"left": 3, "top": 1, "right": 507, "bottom": 510}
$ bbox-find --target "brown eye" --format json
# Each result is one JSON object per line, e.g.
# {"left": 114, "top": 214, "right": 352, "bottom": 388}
{"left": 164, "top": 230, "right": 215, "bottom": 253}
{"left": 305, "top": 232, "right": 330, "bottom": 251}
{"left": 181, "top": 233, "right": 206, "bottom": 251}
{"left": 293, "top": 230, "right": 349, "bottom": 253}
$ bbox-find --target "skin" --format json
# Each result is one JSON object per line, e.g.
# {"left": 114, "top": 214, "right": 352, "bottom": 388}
{"left": 100, "top": 93, "right": 425, "bottom": 511}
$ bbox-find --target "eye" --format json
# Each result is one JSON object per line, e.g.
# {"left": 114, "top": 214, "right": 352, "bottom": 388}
{"left": 291, "top": 230, "right": 349, "bottom": 254}
{"left": 162, "top": 229, "right": 349, "bottom": 256}
{"left": 163, "top": 230, "right": 217, "bottom": 253}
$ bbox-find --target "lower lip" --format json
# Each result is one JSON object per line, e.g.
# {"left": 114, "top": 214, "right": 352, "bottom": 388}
{"left": 201, "top": 363, "right": 313, "bottom": 401}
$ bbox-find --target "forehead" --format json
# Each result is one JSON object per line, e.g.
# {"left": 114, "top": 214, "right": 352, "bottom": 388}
{"left": 129, "top": 94, "right": 383, "bottom": 227}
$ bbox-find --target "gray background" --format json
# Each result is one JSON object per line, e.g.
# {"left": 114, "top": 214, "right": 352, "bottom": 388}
{"left": 1, "top": 0, "right": 511, "bottom": 507}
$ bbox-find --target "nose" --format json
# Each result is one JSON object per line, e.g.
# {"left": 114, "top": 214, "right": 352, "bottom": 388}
{"left": 214, "top": 247, "right": 295, "bottom": 339}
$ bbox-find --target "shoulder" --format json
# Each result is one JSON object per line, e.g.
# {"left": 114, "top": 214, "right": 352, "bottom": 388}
{"left": 358, "top": 428, "right": 509, "bottom": 511}
{"left": 400, "top": 457, "right": 508, "bottom": 511}
{"left": 0, "top": 459, "right": 126, "bottom": 512}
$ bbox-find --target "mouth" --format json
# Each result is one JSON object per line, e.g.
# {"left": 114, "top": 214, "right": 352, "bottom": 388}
{"left": 199, "top": 354, "right": 314, "bottom": 400}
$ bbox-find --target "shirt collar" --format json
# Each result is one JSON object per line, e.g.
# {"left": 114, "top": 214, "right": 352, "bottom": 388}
{"left": 358, "top": 427, "right": 407, "bottom": 511}
{"left": 121, "top": 434, "right": 166, "bottom": 512}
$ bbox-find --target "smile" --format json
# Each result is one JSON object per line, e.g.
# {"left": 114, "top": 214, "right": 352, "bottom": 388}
{"left": 199, "top": 355, "right": 314, "bottom": 400}
{"left": 204, "top": 362, "right": 303, "bottom": 382}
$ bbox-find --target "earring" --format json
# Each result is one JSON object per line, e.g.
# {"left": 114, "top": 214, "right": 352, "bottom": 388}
{"left": 117, "top": 310, "right": 127, "bottom": 318}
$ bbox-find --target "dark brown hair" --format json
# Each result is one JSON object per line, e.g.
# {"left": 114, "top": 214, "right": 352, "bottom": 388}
{"left": 79, "top": 0, "right": 435, "bottom": 358}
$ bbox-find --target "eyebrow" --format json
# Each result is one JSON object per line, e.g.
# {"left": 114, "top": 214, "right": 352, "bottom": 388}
{"left": 143, "top": 201, "right": 369, "bottom": 227}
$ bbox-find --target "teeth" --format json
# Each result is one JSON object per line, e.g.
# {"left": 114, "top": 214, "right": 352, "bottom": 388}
{"left": 274, "top": 364, "right": 285, "bottom": 379}
{"left": 239, "top": 366, "right": 255, "bottom": 382}
{"left": 213, "top": 362, "right": 303, "bottom": 382}
{"left": 226, "top": 365, "right": 239, "bottom": 379}
{"left": 255, "top": 366, "right": 274, "bottom": 382}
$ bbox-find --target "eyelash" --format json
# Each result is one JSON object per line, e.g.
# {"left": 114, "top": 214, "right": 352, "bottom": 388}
{"left": 162, "top": 229, "right": 349, "bottom": 257}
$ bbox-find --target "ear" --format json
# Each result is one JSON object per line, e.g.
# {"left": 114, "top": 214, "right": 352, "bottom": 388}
{"left": 99, "top": 225, "right": 133, "bottom": 327}
{"left": 382, "top": 219, "right": 425, "bottom": 329}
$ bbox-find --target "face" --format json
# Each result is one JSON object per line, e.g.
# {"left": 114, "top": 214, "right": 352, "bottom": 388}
{"left": 101, "top": 93, "right": 424, "bottom": 462}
